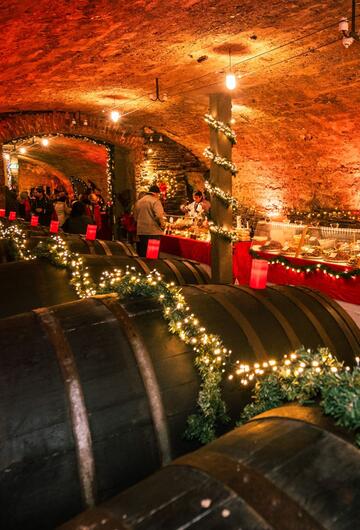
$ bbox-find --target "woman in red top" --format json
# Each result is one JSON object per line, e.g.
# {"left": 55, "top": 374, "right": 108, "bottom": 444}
{"left": 17, "top": 191, "right": 32, "bottom": 221}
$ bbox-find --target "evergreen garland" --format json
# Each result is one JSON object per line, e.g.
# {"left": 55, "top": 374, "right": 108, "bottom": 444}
{"left": 98, "top": 268, "right": 229, "bottom": 443}
{"left": 238, "top": 347, "right": 360, "bottom": 447}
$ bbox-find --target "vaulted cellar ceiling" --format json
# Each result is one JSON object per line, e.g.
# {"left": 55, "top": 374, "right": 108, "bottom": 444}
{"left": 1, "top": 0, "right": 360, "bottom": 210}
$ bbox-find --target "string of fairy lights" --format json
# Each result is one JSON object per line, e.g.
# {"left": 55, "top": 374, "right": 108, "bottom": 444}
{"left": 0, "top": 224, "right": 357, "bottom": 442}
{"left": 203, "top": 114, "right": 240, "bottom": 243}
{"left": 7, "top": 133, "right": 114, "bottom": 204}
{"left": 250, "top": 249, "right": 360, "bottom": 279}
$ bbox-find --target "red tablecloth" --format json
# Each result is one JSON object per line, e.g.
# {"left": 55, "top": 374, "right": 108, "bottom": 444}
{"left": 160, "top": 235, "right": 211, "bottom": 265}
{"left": 160, "top": 235, "right": 360, "bottom": 304}
{"left": 253, "top": 251, "right": 360, "bottom": 305}
{"left": 160, "top": 235, "right": 252, "bottom": 281}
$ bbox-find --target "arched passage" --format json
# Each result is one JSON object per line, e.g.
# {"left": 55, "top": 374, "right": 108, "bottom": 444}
{"left": 0, "top": 112, "right": 144, "bottom": 212}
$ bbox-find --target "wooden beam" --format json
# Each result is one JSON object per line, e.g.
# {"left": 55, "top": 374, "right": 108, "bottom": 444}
{"left": 209, "top": 93, "right": 233, "bottom": 284}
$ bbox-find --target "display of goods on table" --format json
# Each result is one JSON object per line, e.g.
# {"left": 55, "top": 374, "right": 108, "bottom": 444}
{"left": 251, "top": 221, "right": 360, "bottom": 268}
{"left": 165, "top": 215, "right": 211, "bottom": 241}
{"left": 165, "top": 215, "right": 250, "bottom": 242}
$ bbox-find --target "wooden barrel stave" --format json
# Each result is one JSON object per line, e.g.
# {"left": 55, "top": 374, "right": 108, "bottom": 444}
{"left": 0, "top": 260, "right": 77, "bottom": 318}
{"left": 116, "top": 296, "right": 200, "bottom": 459}
{"left": 60, "top": 405, "right": 360, "bottom": 530}
{"left": 49, "top": 299, "right": 163, "bottom": 500}
{"left": 1, "top": 310, "right": 83, "bottom": 528}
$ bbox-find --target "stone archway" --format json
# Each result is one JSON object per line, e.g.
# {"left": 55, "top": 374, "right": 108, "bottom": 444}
{"left": 0, "top": 111, "right": 144, "bottom": 208}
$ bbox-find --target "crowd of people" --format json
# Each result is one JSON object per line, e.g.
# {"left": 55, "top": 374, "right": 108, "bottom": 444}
{"left": 6, "top": 185, "right": 105, "bottom": 234}
{"left": 6, "top": 182, "right": 210, "bottom": 254}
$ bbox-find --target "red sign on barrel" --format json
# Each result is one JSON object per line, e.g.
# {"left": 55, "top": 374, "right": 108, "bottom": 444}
{"left": 30, "top": 215, "right": 39, "bottom": 227}
{"left": 9, "top": 211, "right": 16, "bottom": 220}
{"left": 249, "top": 259, "right": 269, "bottom": 289}
{"left": 85, "top": 224, "right": 97, "bottom": 241}
{"left": 146, "top": 238, "right": 160, "bottom": 259}
{"left": 50, "top": 220, "right": 59, "bottom": 233}
{"left": 0, "top": 209, "right": 5, "bottom": 217}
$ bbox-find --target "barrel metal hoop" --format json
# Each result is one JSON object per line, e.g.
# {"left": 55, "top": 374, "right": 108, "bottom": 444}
{"left": 162, "top": 258, "right": 185, "bottom": 285}
{"left": 269, "top": 285, "right": 336, "bottom": 353}
{"left": 240, "top": 286, "right": 302, "bottom": 350}
{"left": 99, "top": 298, "right": 172, "bottom": 465}
{"left": 180, "top": 260, "right": 204, "bottom": 284}
{"left": 191, "top": 285, "right": 268, "bottom": 361}
{"left": 297, "top": 287, "right": 360, "bottom": 356}
{"left": 97, "top": 239, "right": 113, "bottom": 256}
{"left": 80, "top": 235, "right": 96, "bottom": 255}
{"left": 132, "top": 257, "right": 152, "bottom": 276}
{"left": 33, "top": 307, "right": 96, "bottom": 508}
{"left": 115, "top": 240, "right": 136, "bottom": 256}
{"left": 173, "top": 450, "right": 324, "bottom": 530}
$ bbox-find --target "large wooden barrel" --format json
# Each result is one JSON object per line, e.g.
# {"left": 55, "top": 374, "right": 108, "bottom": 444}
{"left": 0, "top": 219, "right": 138, "bottom": 261}
{"left": 79, "top": 254, "right": 210, "bottom": 286}
{"left": 0, "top": 256, "right": 210, "bottom": 318}
{"left": 28, "top": 234, "right": 138, "bottom": 257}
{"left": 60, "top": 403, "right": 360, "bottom": 530}
{"left": 0, "top": 287, "right": 359, "bottom": 529}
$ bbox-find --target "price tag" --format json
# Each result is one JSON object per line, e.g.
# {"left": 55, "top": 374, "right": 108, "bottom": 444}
{"left": 0, "top": 209, "right": 5, "bottom": 217}
{"left": 9, "top": 211, "right": 16, "bottom": 220}
{"left": 50, "top": 220, "right": 59, "bottom": 233}
{"left": 86, "top": 224, "right": 97, "bottom": 240}
{"left": 31, "top": 215, "right": 39, "bottom": 226}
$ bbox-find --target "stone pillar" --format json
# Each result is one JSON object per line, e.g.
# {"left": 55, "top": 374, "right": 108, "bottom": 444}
{"left": 209, "top": 93, "right": 233, "bottom": 284}
{"left": 113, "top": 145, "right": 136, "bottom": 238}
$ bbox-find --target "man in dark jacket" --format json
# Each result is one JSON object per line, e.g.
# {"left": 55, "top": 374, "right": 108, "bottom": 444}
{"left": 32, "top": 186, "right": 53, "bottom": 226}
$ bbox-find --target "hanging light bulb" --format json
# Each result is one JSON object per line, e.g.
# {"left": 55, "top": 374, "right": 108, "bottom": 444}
{"left": 147, "top": 147, "right": 153, "bottom": 154}
{"left": 83, "top": 118, "right": 88, "bottom": 126}
{"left": 226, "top": 73, "right": 236, "bottom": 90}
{"left": 41, "top": 138, "right": 49, "bottom": 147}
{"left": 110, "top": 110, "right": 121, "bottom": 123}
{"left": 225, "top": 49, "right": 237, "bottom": 90}
{"left": 19, "top": 147, "right": 27, "bottom": 154}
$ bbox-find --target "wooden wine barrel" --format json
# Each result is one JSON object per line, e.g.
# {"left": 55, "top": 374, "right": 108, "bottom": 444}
{"left": 0, "top": 220, "right": 138, "bottom": 261}
{"left": 60, "top": 403, "right": 360, "bottom": 530}
{"left": 0, "top": 286, "right": 359, "bottom": 528}
{"left": 79, "top": 254, "right": 210, "bottom": 286}
{"left": 29, "top": 234, "right": 138, "bottom": 257}
{"left": 0, "top": 256, "right": 210, "bottom": 318}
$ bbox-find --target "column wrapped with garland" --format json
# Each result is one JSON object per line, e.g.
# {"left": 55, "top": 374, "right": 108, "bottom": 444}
{"left": 205, "top": 95, "right": 237, "bottom": 282}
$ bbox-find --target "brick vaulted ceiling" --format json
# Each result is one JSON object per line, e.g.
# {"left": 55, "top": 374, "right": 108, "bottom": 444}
{"left": 1, "top": 0, "right": 360, "bottom": 210}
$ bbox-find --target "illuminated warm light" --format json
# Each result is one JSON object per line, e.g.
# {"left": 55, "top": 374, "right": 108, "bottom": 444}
{"left": 41, "top": 138, "right": 49, "bottom": 146}
{"left": 110, "top": 110, "right": 121, "bottom": 123}
{"left": 147, "top": 147, "right": 153, "bottom": 154}
{"left": 19, "top": 147, "right": 27, "bottom": 154}
{"left": 225, "top": 72, "right": 236, "bottom": 90}
{"left": 3, "top": 153, "right": 10, "bottom": 160}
